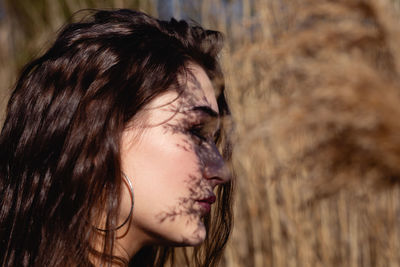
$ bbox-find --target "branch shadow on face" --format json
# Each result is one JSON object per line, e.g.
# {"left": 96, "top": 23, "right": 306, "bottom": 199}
{"left": 151, "top": 67, "right": 227, "bottom": 243}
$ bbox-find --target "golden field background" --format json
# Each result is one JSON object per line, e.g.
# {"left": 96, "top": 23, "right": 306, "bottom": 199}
{"left": 2, "top": 0, "right": 400, "bottom": 266}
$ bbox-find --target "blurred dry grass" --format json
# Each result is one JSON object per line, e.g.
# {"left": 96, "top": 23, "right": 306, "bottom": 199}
{"left": 2, "top": 0, "right": 400, "bottom": 266}
{"left": 225, "top": 0, "right": 400, "bottom": 266}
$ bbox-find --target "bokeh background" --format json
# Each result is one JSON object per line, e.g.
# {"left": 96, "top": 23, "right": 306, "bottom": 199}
{"left": 2, "top": 0, "right": 400, "bottom": 266}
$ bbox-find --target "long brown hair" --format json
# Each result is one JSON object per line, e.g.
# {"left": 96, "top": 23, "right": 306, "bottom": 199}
{"left": 0, "top": 9, "right": 233, "bottom": 266}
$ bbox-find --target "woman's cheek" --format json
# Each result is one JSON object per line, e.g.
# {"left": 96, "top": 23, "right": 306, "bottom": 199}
{"left": 127, "top": 129, "right": 201, "bottom": 211}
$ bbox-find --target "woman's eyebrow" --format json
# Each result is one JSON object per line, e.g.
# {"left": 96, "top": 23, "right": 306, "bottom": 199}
{"left": 191, "top": 105, "right": 219, "bottom": 117}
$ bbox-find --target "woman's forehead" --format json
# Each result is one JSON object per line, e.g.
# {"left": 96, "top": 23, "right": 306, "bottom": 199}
{"left": 146, "top": 64, "right": 218, "bottom": 115}
{"left": 185, "top": 64, "right": 219, "bottom": 114}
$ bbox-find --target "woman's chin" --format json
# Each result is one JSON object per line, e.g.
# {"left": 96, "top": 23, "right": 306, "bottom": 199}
{"left": 171, "top": 223, "right": 207, "bottom": 247}
{"left": 186, "top": 225, "right": 207, "bottom": 246}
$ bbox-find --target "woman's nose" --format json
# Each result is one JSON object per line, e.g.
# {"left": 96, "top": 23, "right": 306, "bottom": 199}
{"left": 201, "top": 144, "right": 231, "bottom": 187}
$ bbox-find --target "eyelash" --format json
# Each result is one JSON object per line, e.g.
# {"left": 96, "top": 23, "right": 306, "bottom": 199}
{"left": 188, "top": 124, "right": 209, "bottom": 144}
{"left": 188, "top": 124, "right": 220, "bottom": 144}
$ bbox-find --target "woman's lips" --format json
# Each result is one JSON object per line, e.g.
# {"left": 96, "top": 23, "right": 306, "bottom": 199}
{"left": 196, "top": 195, "right": 216, "bottom": 214}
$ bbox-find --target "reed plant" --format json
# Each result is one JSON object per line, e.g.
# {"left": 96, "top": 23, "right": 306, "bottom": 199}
{"left": 225, "top": 0, "right": 400, "bottom": 266}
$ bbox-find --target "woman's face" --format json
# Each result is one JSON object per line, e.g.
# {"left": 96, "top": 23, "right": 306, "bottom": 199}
{"left": 117, "top": 64, "right": 230, "bottom": 256}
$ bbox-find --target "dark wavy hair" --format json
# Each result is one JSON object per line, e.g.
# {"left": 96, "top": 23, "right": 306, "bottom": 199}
{"left": 0, "top": 9, "right": 233, "bottom": 266}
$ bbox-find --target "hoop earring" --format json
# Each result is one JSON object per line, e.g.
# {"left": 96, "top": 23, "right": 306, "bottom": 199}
{"left": 95, "top": 172, "right": 134, "bottom": 232}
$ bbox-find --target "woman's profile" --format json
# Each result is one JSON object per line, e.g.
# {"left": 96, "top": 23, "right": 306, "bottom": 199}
{"left": 0, "top": 9, "right": 233, "bottom": 266}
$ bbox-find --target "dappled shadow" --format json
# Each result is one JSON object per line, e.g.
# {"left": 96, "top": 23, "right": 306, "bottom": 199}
{"left": 147, "top": 67, "right": 228, "bottom": 242}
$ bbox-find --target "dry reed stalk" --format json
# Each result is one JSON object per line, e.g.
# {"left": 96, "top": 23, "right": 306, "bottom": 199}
{"left": 224, "top": 0, "right": 400, "bottom": 266}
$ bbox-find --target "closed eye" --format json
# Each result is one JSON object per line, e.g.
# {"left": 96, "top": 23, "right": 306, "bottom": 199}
{"left": 213, "top": 128, "right": 221, "bottom": 144}
{"left": 185, "top": 105, "right": 221, "bottom": 145}
{"left": 188, "top": 124, "right": 209, "bottom": 143}
{"left": 188, "top": 121, "right": 221, "bottom": 145}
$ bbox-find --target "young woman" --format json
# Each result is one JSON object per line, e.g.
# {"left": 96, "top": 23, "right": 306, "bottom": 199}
{"left": 0, "top": 9, "right": 233, "bottom": 266}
